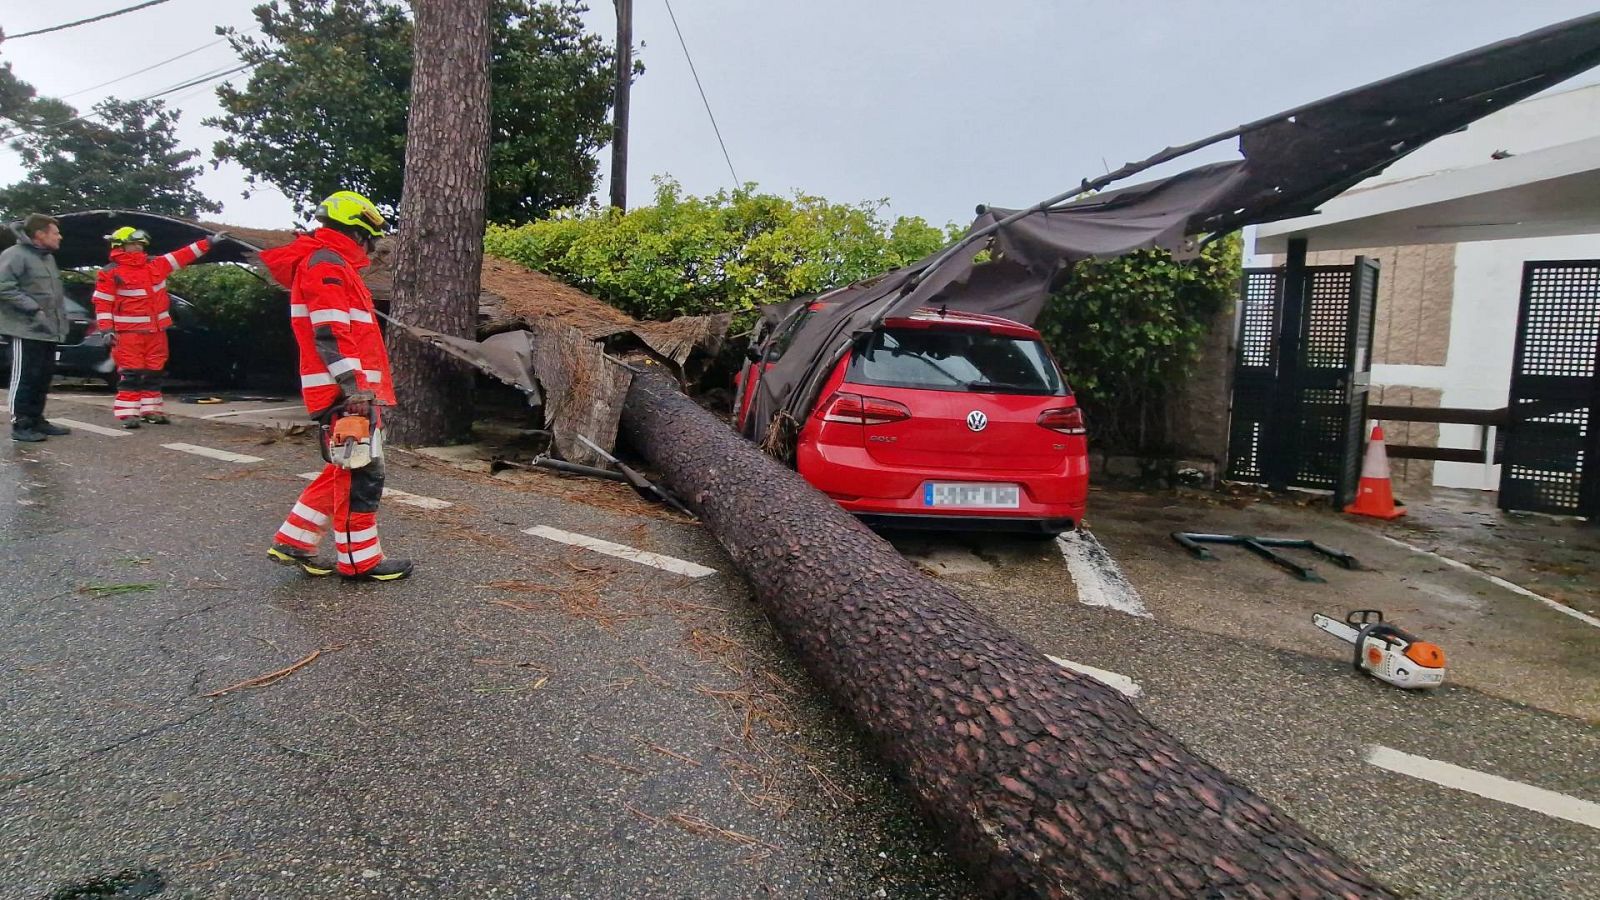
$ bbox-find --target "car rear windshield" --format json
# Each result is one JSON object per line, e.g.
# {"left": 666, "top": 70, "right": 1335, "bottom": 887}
{"left": 847, "top": 326, "right": 1067, "bottom": 395}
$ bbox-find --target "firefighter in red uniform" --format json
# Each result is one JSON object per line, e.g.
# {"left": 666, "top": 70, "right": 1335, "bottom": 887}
{"left": 261, "top": 190, "right": 412, "bottom": 582}
{"left": 93, "top": 227, "right": 220, "bottom": 427}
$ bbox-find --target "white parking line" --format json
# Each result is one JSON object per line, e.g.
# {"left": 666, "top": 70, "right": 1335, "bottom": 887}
{"left": 1366, "top": 745, "right": 1600, "bottom": 831}
{"left": 1045, "top": 654, "right": 1143, "bottom": 698}
{"left": 162, "top": 443, "right": 264, "bottom": 464}
{"left": 201, "top": 405, "right": 305, "bottom": 420}
{"left": 1377, "top": 534, "right": 1600, "bottom": 631}
{"left": 1055, "top": 530, "right": 1151, "bottom": 618}
{"left": 297, "top": 472, "right": 454, "bottom": 509}
{"left": 523, "top": 525, "right": 716, "bottom": 578}
{"left": 49, "top": 418, "right": 130, "bottom": 438}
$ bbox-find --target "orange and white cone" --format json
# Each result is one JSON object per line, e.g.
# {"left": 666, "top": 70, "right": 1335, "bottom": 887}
{"left": 1345, "top": 425, "right": 1406, "bottom": 519}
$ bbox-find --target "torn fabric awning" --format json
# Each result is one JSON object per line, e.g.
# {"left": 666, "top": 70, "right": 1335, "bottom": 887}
{"left": 743, "top": 11, "right": 1600, "bottom": 448}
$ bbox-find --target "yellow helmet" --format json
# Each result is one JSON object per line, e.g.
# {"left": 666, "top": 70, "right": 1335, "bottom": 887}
{"left": 108, "top": 226, "right": 152, "bottom": 248}
{"left": 315, "top": 190, "right": 387, "bottom": 238}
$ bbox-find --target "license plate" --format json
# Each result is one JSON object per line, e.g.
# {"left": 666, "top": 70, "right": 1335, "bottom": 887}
{"left": 924, "top": 482, "right": 1020, "bottom": 508}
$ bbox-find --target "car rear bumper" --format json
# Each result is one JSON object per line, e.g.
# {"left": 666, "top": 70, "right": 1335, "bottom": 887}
{"left": 853, "top": 512, "right": 1079, "bottom": 535}
{"left": 798, "top": 445, "right": 1087, "bottom": 531}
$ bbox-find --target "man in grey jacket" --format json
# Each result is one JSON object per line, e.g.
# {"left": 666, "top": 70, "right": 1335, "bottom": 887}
{"left": 1, "top": 213, "right": 73, "bottom": 442}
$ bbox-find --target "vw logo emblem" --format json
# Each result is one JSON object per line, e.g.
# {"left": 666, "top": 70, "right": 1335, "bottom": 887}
{"left": 966, "top": 410, "right": 988, "bottom": 432}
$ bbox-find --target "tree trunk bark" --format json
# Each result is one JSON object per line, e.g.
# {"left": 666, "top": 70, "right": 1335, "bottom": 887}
{"left": 386, "top": 0, "right": 493, "bottom": 446}
{"left": 620, "top": 366, "right": 1392, "bottom": 899}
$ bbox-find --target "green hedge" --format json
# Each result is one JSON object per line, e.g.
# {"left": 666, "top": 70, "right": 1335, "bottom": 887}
{"left": 485, "top": 178, "right": 955, "bottom": 325}
{"left": 164, "top": 264, "right": 298, "bottom": 387}
{"left": 1036, "top": 236, "right": 1241, "bottom": 454}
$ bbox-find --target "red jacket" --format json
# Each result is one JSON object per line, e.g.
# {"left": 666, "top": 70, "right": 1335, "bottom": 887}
{"left": 260, "top": 228, "right": 396, "bottom": 414}
{"left": 92, "top": 239, "right": 211, "bottom": 334}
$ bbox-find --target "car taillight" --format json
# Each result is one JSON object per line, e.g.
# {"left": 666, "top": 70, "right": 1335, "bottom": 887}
{"left": 820, "top": 392, "right": 912, "bottom": 425}
{"left": 1038, "top": 407, "right": 1086, "bottom": 435}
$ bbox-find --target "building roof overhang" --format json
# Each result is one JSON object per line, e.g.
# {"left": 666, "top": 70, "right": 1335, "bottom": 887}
{"left": 1254, "top": 135, "right": 1600, "bottom": 253}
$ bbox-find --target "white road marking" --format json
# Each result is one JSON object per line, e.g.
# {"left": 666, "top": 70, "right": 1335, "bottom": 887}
{"left": 162, "top": 443, "right": 264, "bottom": 464}
{"left": 48, "top": 417, "right": 130, "bottom": 438}
{"left": 201, "top": 405, "right": 305, "bottom": 420}
{"left": 1377, "top": 534, "right": 1600, "bottom": 631}
{"left": 385, "top": 488, "right": 452, "bottom": 510}
{"left": 297, "top": 472, "right": 453, "bottom": 510}
{"left": 1045, "top": 654, "right": 1143, "bottom": 699}
{"left": 523, "top": 525, "right": 716, "bottom": 578}
{"left": 1366, "top": 745, "right": 1600, "bottom": 831}
{"left": 1055, "top": 529, "right": 1151, "bottom": 618}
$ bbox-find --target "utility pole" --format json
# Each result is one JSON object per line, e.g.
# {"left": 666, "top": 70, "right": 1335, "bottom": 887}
{"left": 609, "top": 0, "right": 632, "bottom": 210}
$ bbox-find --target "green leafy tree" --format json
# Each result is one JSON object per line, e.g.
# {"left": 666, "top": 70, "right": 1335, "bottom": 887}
{"left": 485, "top": 178, "right": 954, "bottom": 322}
{"left": 1034, "top": 235, "right": 1242, "bottom": 453}
{"left": 208, "top": 0, "right": 620, "bottom": 223}
{"left": 0, "top": 65, "right": 220, "bottom": 218}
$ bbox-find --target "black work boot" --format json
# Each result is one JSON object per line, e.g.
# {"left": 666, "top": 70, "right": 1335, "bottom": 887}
{"left": 11, "top": 419, "right": 46, "bottom": 442}
{"left": 343, "top": 558, "right": 414, "bottom": 582}
{"left": 267, "top": 543, "right": 335, "bottom": 577}
{"left": 36, "top": 419, "right": 71, "bottom": 436}
{"left": 142, "top": 413, "right": 171, "bottom": 425}
{"left": 121, "top": 418, "right": 142, "bottom": 429}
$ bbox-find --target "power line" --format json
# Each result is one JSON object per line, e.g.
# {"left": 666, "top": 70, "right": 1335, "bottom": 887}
{"left": 2, "top": 0, "right": 178, "bottom": 41}
{"left": 61, "top": 38, "right": 230, "bottom": 101}
{"left": 661, "top": 0, "right": 739, "bottom": 186}
{"left": 0, "top": 62, "right": 255, "bottom": 142}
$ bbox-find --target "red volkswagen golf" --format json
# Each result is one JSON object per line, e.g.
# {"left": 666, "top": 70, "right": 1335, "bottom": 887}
{"left": 738, "top": 307, "right": 1088, "bottom": 535}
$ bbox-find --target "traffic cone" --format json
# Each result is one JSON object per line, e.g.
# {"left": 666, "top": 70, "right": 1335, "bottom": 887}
{"left": 1345, "top": 425, "right": 1406, "bottom": 519}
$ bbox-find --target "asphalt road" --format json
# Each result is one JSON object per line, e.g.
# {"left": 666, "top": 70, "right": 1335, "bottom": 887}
{"left": 4, "top": 393, "right": 1598, "bottom": 899}
{"left": 2, "top": 400, "right": 971, "bottom": 899}
{"left": 893, "top": 506, "right": 1600, "bottom": 900}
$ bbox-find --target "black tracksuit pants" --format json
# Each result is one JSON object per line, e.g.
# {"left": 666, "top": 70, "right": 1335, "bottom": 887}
{"left": 6, "top": 337, "right": 55, "bottom": 425}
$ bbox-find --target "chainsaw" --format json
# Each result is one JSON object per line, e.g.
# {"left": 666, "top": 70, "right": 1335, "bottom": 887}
{"left": 1312, "top": 609, "right": 1445, "bottom": 689}
{"left": 328, "top": 409, "right": 383, "bottom": 470}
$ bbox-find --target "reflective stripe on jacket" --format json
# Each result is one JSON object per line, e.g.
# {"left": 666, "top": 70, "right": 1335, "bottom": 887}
{"left": 92, "top": 239, "right": 210, "bottom": 334}
{"left": 259, "top": 228, "right": 396, "bottom": 414}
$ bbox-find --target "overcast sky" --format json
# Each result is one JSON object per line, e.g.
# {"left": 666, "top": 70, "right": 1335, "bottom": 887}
{"left": 1, "top": 0, "right": 1597, "bottom": 232}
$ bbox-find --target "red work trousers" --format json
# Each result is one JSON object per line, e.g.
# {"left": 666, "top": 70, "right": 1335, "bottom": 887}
{"left": 111, "top": 331, "right": 169, "bottom": 419}
{"left": 273, "top": 421, "right": 388, "bottom": 576}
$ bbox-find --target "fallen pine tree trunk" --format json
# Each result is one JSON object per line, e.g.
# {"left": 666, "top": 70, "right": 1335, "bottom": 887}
{"left": 621, "top": 366, "right": 1391, "bottom": 899}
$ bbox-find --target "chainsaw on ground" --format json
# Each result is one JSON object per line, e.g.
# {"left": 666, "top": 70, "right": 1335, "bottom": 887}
{"left": 1312, "top": 609, "right": 1445, "bottom": 689}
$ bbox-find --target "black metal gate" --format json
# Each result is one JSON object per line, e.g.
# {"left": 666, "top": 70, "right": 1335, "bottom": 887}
{"left": 1226, "top": 254, "right": 1380, "bottom": 507}
{"left": 1500, "top": 260, "right": 1600, "bottom": 518}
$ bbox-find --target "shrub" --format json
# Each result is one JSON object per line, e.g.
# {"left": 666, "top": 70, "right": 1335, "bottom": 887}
{"left": 164, "top": 264, "right": 298, "bottom": 388}
{"left": 485, "top": 178, "right": 955, "bottom": 325}
{"left": 1035, "top": 235, "right": 1241, "bottom": 454}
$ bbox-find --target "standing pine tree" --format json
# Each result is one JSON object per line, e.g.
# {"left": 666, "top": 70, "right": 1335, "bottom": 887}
{"left": 385, "top": 0, "right": 494, "bottom": 445}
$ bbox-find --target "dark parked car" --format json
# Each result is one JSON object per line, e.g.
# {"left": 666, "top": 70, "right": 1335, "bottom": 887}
{"left": 0, "top": 282, "right": 242, "bottom": 387}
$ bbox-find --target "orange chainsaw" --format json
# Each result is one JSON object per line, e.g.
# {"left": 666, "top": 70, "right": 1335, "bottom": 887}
{"left": 329, "top": 411, "right": 382, "bottom": 469}
{"left": 1313, "top": 609, "right": 1445, "bottom": 689}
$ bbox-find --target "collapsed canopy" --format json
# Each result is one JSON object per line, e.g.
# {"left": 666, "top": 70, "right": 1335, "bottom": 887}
{"left": 0, "top": 210, "right": 263, "bottom": 269}
{"left": 745, "top": 11, "right": 1600, "bottom": 447}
